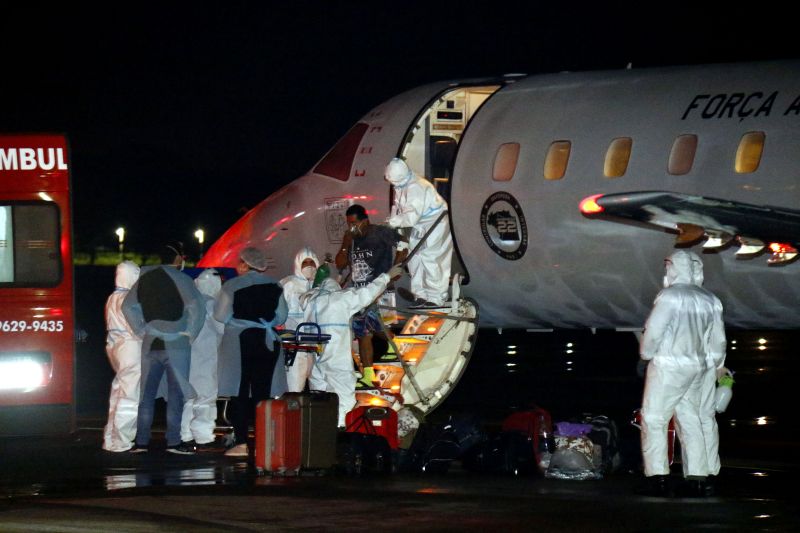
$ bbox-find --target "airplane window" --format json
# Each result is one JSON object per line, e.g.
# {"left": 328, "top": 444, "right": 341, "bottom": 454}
{"left": 544, "top": 141, "right": 571, "bottom": 180}
{"left": 313, "top": 122, "right": 369, "bottom": 181}
{"left": 668, "top": 134, "right": 698, "bottom": 175}
{"left": 604, "top": 137, "right": 632, "bottom": 178}
{"left": 493, "top": 143, "right": 520, "bottom": 181}
{"left": 735, "top": 131, "right": 765, "bottom": 173}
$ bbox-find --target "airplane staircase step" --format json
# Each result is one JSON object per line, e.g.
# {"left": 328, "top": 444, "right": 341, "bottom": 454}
{"left": 352, "top": 297, "right": 479, "bottom": 432}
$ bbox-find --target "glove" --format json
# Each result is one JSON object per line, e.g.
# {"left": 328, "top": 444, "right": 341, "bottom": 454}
{"left": 636, "top": 358, "right": 649, "bottom": 378}
{"left": 387, "top": 263, "right": 404, "bottom": 281}
{"left": 386, "top": 215, "right": 403, "bottom": 228}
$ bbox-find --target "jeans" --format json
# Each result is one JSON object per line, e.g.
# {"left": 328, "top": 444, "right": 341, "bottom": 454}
{"left": 136, "top": 349, "right": 190, "bottom": 447}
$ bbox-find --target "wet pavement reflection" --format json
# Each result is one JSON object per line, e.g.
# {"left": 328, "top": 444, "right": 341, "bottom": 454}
{"left": 1, "top": 427, "right": 799, "bottom": 531}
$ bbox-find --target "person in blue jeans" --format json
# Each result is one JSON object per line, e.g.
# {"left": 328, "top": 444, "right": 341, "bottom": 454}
{"left": 122, "top": 243, "right": 205, "bottom": 454}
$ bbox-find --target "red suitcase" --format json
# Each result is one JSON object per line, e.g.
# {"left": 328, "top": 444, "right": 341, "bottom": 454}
{"left": 345, "top": 406, "right": 399, "bottom": 450}
{"left": 502, "top": 407, "right": 555, "bottom": 469}
{"left": 255, "top": 397, "right": 302, "bottom": 475}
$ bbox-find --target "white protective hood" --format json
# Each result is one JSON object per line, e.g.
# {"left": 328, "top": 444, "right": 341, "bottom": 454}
{"left": 663, "top": 250, "right": 701, "bottom": 287}
{"left": 115, "top": 261, "right": 140, "bottom": 290}
{"left": 293, "top": 246, "right": 320, "bottom": 278}
{"left": 385, "top": 157, "right": 413, "bottom": 187}
{"left": 195, "top": 268, "right": 222, "bottom": 298}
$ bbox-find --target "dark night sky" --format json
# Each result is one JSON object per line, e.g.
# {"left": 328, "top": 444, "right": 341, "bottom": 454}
{"left": 2, "top": 2, "right": 798, "bottom": 255}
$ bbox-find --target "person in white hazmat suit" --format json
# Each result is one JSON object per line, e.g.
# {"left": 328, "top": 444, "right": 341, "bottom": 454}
{"left": 180, "top": 268, "right": 225, "bottom": 448}
{"left": 102, "top": 261, "right": 142, "bottom": 452}
{"left": 300, "top": 264, "right": 403, "bottom": 426}
{"left": 279, "top": 247, "right": 320, "bottom": 392}
{"left": 384, "top": 157, "right": 453, "bottom": 307}
{"left": 691, "top": 252, "right": 729, "bottom": 489}
{"left": 639, "top": 250, "right": 726, "bottom": 497}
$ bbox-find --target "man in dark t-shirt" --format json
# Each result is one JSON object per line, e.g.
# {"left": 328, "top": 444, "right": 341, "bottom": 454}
{"left": 335, "top": 204, "right": 407, "bottom": 388}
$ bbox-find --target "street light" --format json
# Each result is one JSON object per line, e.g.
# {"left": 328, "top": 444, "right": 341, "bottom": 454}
{"left": 194, "top": 228, "right": 205, "bottom": 259}
{"left": 115, "top": 227, "right": 125, "bottom": 260}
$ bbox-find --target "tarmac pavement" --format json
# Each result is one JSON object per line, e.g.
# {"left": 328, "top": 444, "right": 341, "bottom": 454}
{"left": 1, "top": 427, "right": 798, "bottom": 532}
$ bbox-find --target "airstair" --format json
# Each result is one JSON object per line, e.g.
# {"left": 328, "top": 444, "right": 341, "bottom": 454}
{"left": 353, "top": 284, "right": 479, "bottom": 435}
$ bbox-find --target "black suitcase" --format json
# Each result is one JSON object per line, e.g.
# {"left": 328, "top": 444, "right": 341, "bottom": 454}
{"left": 461, "top": 431, "right": 537, "bottom": 476}
{"left": 398, "top": 414, "right": 485, "bottom": 474}
{"left": 283, "top": 391, "right": 338, "bottom": 470}
{"left": 336, "top": 431, "right": 393, "bottom": 475}
{"left": 584, "top": 414, "right": 621, "bottom": 474}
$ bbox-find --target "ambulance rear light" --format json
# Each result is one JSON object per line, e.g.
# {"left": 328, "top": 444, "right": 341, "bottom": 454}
{"left": 0, "top": 352, "right": 52, "bottom": 392}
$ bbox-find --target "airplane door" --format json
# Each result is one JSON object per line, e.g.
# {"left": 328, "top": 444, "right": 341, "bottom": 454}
{"left": 397, "top": 85, "right": 503, "bottom": 282}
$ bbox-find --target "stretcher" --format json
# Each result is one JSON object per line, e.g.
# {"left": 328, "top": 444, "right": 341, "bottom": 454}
{"left": 280, "top": 322, "right": 331, "bottom": 367}
{"left": 216, "top": 322, "right": 331, "bottom": 447}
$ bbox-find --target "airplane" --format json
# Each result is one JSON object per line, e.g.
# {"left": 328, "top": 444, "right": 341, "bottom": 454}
{"left": 199, "top": 59, "right": 800, "bottom": 416}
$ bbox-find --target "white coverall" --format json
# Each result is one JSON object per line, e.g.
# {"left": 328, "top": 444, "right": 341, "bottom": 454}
{"left": 640, "top": 250, "right": 726, "bottom": 478}
{"left": 181, "top": 269, "right": 224, "bottom": 444}
{"left": 385, "top": 158, "right": 453, "bottom": 306}
{"left": 301, "top": 274, "right": 391, "bottom": 426}
{"left": 102, "top": 261, "right": 142, "bottom": 452}
{"left": 279, "top": 247, "right": 320, "bottom": 392}
{"left": 692, "top": 257, "right": 726, "bottom": 476}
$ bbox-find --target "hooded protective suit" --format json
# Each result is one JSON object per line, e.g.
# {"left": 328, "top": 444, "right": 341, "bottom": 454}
{"left": 692, "top": 257, "right": 726, "bottom": 476}
{"left": 385, "top": 158, "right": 453, "bottom": 306}
{"left": 180, "top": 269, "right": 224, "bottom": 444}
{"left": 640, "top": 250, "right": 726, "bottom": 478}
{"left": 122, "top": 265, "right": 206, "bottom": 447}
{"left": 301, "top": 273, "right": 391, "bottom": 426}
{"left": 102, "top": 261, "right": 142, "bottom": 452}
{"left": 280, "top": 247, "right": 320, "bottom": 392}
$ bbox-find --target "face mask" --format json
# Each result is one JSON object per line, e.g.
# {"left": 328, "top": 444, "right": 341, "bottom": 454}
{"left": 301, "top": 266, "right": 317, "bottom": 281}
{"left": 349, "top": 222, "right": 363, "bottom": 235}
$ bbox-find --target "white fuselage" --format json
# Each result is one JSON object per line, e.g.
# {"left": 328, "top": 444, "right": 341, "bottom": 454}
{"left": 201, "top": 61, "right": 800, "bottom": 329}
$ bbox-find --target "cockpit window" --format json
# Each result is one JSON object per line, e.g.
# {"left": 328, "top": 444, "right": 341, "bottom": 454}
{"left": 313, "top": 122, "right": 369, "bottom": 181}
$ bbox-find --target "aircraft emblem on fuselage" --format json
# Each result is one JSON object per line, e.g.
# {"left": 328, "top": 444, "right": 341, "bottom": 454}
{"left": 480, "top": 191, "right": 528, "bottom": 261}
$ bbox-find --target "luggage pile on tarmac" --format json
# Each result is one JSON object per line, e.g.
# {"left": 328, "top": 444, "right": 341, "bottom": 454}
{"left": 252, "top": 389, "right": 625, "bottom": 479}
{"left": 536, "top": 414, "right": 622, "bottom": 480}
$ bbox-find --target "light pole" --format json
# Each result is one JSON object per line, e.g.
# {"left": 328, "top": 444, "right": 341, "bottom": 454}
{"left": 194, "top": 228, "right": 205, "bottom": 260}
{"left": 115, "top": 227, "right": 125, "bottom": 261}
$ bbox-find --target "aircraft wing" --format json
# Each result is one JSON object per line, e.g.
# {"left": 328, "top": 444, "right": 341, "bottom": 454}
{"left": 580, "top": 191, "right": 800, "bottom": 263}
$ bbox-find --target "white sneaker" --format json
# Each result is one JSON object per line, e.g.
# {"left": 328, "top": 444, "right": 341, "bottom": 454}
{"left": 224, "top": 443, "right": 248, "bottom": 457}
